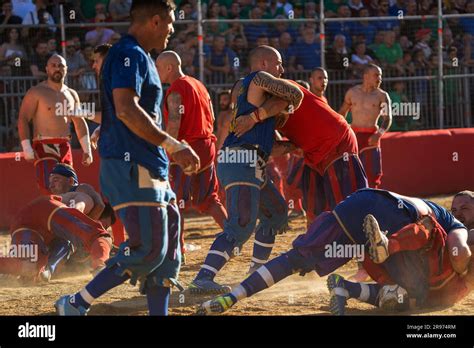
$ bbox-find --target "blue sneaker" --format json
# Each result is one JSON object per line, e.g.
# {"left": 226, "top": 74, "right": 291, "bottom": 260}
{"left": 327, "top": 274, "right": 349, "bottom": 316}
{"left": 189, "top": 278, "right": 231, "bottom": 295}
{"left": 55, "top": 295, "right": 88, "bottom": 316}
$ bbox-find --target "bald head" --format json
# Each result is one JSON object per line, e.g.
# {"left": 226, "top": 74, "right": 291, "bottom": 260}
{"left": 156, "top": 50, "right": 184, "bottom": 84}
{"left": 46, "top": 54, "right": 67, "bottom": 84}
{"left": 248, "top": 45, "right": 284, "bottom": 77}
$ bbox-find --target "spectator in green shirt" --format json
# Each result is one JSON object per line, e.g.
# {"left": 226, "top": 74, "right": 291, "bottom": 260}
{"left": 374, "top": 31, "right": 403, "bottom": 68}
{"left": 388, "top": 81, "right": 413, "bottom": 131}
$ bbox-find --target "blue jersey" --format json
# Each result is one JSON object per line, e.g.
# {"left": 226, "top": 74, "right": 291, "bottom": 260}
{"left": 223, "top": 71, "right": 276, "bottom": 157}
{"left": 98, "top": 34, "right": 168, "bottom": 180}
{"left": 333, "top": 188, "right": 465, "bottom": 244}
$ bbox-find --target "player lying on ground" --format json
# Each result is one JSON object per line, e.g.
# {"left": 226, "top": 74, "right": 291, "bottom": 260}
{"left": 196, "top": 188, "right": 470, "bottom": 315}
{"left": 43, "top": 163, "right": 110, "bottom": 280}
{"left": 188, "top": 45, "right": 304, "bottom": 294}
{"left": 0, "top": 194, "right": 115, "bottom": 283}
{"left": 327, "top": 191, "right": 474, "bottom": 314}
{"left": 328, "top": 215, "right": 474, "bottom": 314}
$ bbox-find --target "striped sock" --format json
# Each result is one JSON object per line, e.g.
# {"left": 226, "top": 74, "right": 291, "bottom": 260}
{"left": 251, "top": 226, "right": 276, "bottom": 270}
{"left": 70, "top": 265, "right": 129, "bottom": 309}
{"left": 233, "top": 253, "right": 294, "bottom": 300}
{"left": 195, "top": 233, "right": 234, "bottom": 281}
{"left": 341, "top": 279, "right": 381, "bottom": 306}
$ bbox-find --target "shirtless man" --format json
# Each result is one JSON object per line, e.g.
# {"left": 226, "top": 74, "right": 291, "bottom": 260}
{"left": 215, "top": 89, "right": 233, "bottom": 152}
{"left": 18, "top": 54, "right": 92, "bottom": 193}
{"left": 309, "top": 67, "right": 329, "bottom": 103}
{"left": 339, "top": 64, "right": 392, "bottom": 189}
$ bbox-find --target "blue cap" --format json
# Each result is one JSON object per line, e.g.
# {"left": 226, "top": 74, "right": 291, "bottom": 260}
{"left": 50, "top": 164, "right": 79, "bottom": 186}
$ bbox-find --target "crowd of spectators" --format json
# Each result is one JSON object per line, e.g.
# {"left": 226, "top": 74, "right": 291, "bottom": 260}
{"left": 0, "top": 0, "right": 474, "bottom": 149}
{"left": 0, "top": 0, "right": 473, "bottom": 82}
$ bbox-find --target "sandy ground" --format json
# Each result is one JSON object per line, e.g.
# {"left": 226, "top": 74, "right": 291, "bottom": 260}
{"left": 0, "top": 194, "right": 473, "bottom": 316}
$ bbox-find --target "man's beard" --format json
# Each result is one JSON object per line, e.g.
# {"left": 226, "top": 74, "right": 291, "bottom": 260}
{"left": 50, "top": 73, "right": 63, "bottom": 83}
{"left": 219, "top": 105, "right": 229, "bottom": 111}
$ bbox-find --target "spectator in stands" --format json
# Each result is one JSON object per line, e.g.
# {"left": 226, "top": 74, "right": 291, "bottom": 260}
{"left": 270, "top": 15, "right": 298, "bottom": 41}
{"left": 256, "top": 34, "right": 270, "bottom": 46}
{"left": 244, "top": 7, "right": 269, "bottom": 47}
{"left": 47, "top": 37, "right": 58, "bottom": 55}
{"left": 65, "top": 39, "right": 88, "bottom": 89}
{"left": 453, "top": 0, "right": 467, "bottom": 13}
{"left": 292, "top": 1, "right": 304, "bottom": 19}
{"left": 290, "top": 25, "right": 321, "bottom": 71}
{"left": 85, "top": 14, "right": 116, "bottom": 47}
{"left": 81, "top": 0, "right": 108, "bottom": 20}
{"left": 348, "top": 0, "right": 365, "bottom": 17}
{"left": 277, "top": 0, "right": 293, "bottom": 17}
{"left": 460, "top": 1, "right": 474, "bottom": 35}
{"left": 229, "top": 35, "right": 248, "bottom": 70}
{"left": 446, "top": 10, "right": 465, "bottom": 40}
{"left": 225, "top": 21, "right": 247, "bottom": 44}
{"left": 399, "top": 0, "right": 420, "bottom": 42}
{"left": 238, "top": 0, "right": 253, "bottom": 18}
{"left": 399, "top": 35, "right": 413, "bottom": 51}
{"left": 206, "top": 35, "right": 231, "bottom": 82}
{"left": 400, "top": 51, "right": 416, "bottom": 76}
{"left": 29, "top": 38, "right": 50, "bottom": 78}
{"left": 278, "top": 31, "right": 295, "bottom": 72}
{"left": 413, "top": 48, "right": 429, "bottom": 72}
{"left": 353, "top": 8, "right": 377, "bottom": 44}
{"left": 181, "top": 51, "right": 197, "bottom": 77}
{"left": 228, "top": 1, "right": 241, "bottom": 19}
{"left": 176, "top": 32, "right": 198, "bottom": 59}
{"left": 93, "top": 2, "right": 112, "bottom": 22}
{"left": 304, "top": 1, "right": 317, "bottom": 18}
{"left": 11, "top": 0, "right": 35, "bottom": 20}
{"left": 443, "top": 27, "right": 463, "bottom": 61}
{"left": 324, "top": 0, "right": 344, "bottom": 18}
{"left": 351, "top": 41, "right": 373, "bottom": 76}
{"left": 389, "top": 0, "right": 406, "bottom": 16}
{"left": 179, "top": 0, "right": 197, "bottom": 20}
{"left": 108, "top": 0, "right": 131, "bottom": 22}
{"left": 326, "top": 34, "right": 350, "bottom": 70}
{"left": 0, "top": 1, "right": 22, "bottom": 40}
{"left": 21, "top": 0, "right": 56, "bottom": 38}
{"left": 269, "top": 36, "right": 280, "bottom": 49}
{"left": 373, "top": 0, "right": 400, "bottom": 32}
{"left": 207, "top": 1, "right": 229, "bottom": 35}
{"left": 413, "top": 28, "right": 432, "bottom": 59}
{"left": 0, "top": 28, "right": 27, "bottom": 76}
{"left": 374, "top": 31, "right": 403, "bottom": 69}
{"left": 326, "top": 5, "right": 354, "bottom": 47}
{"left": 388, "top": 81, "right": 412, "bottom": 131}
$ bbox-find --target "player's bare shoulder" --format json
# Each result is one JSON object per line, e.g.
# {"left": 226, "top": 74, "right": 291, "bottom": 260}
{"left": 377, "top": 87, "right": 391, "bottom": 102}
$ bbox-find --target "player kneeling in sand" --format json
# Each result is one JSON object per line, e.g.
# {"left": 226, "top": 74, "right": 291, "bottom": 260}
{"left": 327, "top": 191, "right": 474, "bottom": 314}
{"left": 0, "top": 193, "right": 115, "bottom": 283}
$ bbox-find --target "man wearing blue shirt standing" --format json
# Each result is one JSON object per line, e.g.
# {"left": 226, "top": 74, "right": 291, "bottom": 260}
{"left": 55, "top": 0, "right": 200, "bottom": 316}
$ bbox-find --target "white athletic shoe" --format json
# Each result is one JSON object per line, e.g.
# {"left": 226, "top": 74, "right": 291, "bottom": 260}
{"left": 363, "top": 214, "right": 390, "bottom": 264}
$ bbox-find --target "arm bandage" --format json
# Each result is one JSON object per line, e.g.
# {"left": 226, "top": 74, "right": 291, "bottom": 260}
{"left": 21, "top": 139, "right": 35, "bottom": 160}
{"left": 79, "top": 135, "right": 92, "bottom": 161}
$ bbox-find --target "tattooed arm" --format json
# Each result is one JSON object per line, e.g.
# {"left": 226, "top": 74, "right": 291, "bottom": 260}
{"left": 166, "top": 92, "right": 183, "bottom": 140}
{"left": 250, "top": 71, "right": 303, "bottom": 119}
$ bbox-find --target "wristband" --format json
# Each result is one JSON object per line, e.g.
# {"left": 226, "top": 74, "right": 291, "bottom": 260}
{"left": 79, "top": 135, "right": 92, "bottom": 155}
{"left": 376, "top": 128, "right": 385, "bottom": 136}
{"left": 21, "top": 139, "right": 35, "bottom": 160}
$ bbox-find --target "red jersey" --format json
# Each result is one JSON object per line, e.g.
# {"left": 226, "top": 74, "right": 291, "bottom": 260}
{"left": 10, "top": 195, "right": 65, "bottom": 245}
{"left": 279, "top": 83, "right": 350, "bottom": 169}
{"left": 164, "top": 76, "right": 217, "bottom": 142}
